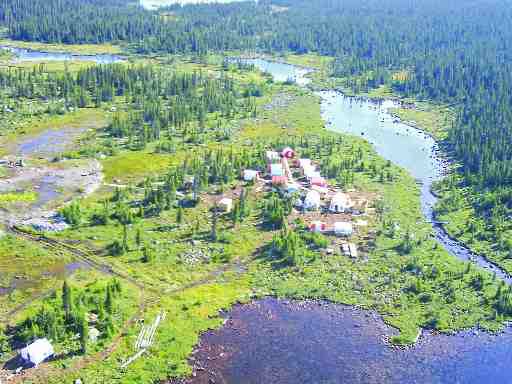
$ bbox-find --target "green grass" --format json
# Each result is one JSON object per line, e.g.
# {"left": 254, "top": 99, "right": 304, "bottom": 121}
{"left": 0, "top": 235, "right": 74, "bottom": 321}
{"left": 388, "top": 103, "right": 454, "bottom": 140}
{"left": 101, "top": 150, "right": 179, "bottom": 184}
{"left": 0, "top": 191, "right": 37, "bottom": 206}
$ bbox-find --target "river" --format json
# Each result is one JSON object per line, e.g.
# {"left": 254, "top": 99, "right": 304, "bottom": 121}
{"left": 239, "top": 58, "right": 511, "bottom": 282}
{"left": 170, "top": 58, "right": 512, "bottom": 384}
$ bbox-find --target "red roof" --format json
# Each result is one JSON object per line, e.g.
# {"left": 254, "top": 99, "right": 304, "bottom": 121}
{"left": 310, "top": 177, "right": 327, "bottom": 187}
{"left": 272, "top": 176, "right": 287, "bottom": 185}
{"left": 281, "top": 147, "right": 295, "bottom": 158}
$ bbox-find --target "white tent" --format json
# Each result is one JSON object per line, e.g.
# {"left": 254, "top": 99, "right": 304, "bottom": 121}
{"left": 304, "top": 190, "right": 321, "bottom": 210}
{"left": 218, "top": 198, "right": 233, "bottom": 213}
{"left": 266, "top": 151, "right": 280, "bottom": 162}
{"left": 334, "top": 222, "right": 353, "bottom": 236}
{"left": 243, "top": 169, "right": 259, "bottom": 181}
{"left": 20, "top": 338, "right": 54, "bottom": 366}
{"left": 298, "top": 158, "right": 312, "bottom": 168}
{"left": 329, "top": 193, "right": 353, "bottom": 213}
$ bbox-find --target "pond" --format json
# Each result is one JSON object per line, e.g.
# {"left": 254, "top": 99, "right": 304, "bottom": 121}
{"left": 140, "top": 0, "right": 253, "bottom": 10}
{"left": 177, "top": 298, "right": 512, "bottom": 384}
{"left": 1, "top": 46, "right": 123, "bottom": 64}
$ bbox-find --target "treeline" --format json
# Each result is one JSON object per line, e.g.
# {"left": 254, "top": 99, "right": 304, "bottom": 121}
{"left": 4, "top": 0, "right": 512, "bottom": 255}
{"left": 0, "top": 0, "right": 157, "bottom": 44}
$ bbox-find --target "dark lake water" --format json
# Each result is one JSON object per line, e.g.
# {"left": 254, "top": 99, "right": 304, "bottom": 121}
{"left": 170, "top": 59, "right": 512, "bottom": 384}
{"left": 177, "top": 299, "right": 512, "bottom": 384}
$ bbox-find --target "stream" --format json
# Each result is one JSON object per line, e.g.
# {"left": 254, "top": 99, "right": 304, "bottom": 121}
{"left": 241, "top": 58, "right": 511, "bottom": 282}
{"left": 170, "top": 58, "right": 512, "bottom": 384}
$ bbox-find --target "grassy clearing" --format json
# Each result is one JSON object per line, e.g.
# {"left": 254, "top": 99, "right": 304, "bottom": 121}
{"left": 280, "top": 53, "right": 334, "bottom": 70}
{"left": 0, "top": 191, "right": 37, "bottom": 206}
{"left": 0, "top": 235, "right": 73, "bottom": 320}
{"left": 388, "top": 103, "right": 455, "bottom": 140}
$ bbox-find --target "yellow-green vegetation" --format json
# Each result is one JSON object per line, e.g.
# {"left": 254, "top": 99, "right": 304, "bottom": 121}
{"left": 0, "top": 235, "right": 73, "bottom": 320}
{"left": 280, "top": 53, "right": 334, "bottom": 70}
{"left": 389, "top": 103, "right": 455, "bottom": 139}
{"left": 0, "top": 39, "right": 123, "bottom": 55}
{"left": 0, "top": 191, "right": 37, "bottom": 206}
{"left": 2, "top": 56, "right": 510, "bottom": 384}
{"left": 101, "top": 150, "right": 179, "bottom": 184}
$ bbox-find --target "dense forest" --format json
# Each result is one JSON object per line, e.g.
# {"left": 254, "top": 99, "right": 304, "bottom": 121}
{"left": 2, "top": 0, "right": 512, "bottom": 262}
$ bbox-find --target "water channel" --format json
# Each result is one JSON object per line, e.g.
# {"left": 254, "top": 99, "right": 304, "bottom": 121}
{"left": 240, "top": 58, "right": 510, "bottom": 282}
{"left": 171, "top": 58, "right": 512, "bottom": 384}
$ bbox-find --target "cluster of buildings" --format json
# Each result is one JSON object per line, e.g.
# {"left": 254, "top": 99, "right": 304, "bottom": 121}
{"left": 244, "top": 146, "right": 359, "bottom": 239}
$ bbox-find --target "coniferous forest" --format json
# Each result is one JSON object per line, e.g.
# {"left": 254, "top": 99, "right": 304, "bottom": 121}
{"left": 3, "top": 0, "right": 512, "bottom": 382}
{"left": 2, "top": 0, "right": 512, "bottom": 190}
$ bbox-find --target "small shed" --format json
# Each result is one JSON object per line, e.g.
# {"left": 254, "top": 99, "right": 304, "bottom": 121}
{"left": 297, "top": 158, "right": 312, "bottom": 168}
{"left": 20, "top": 338, "right": 54, "bottom": 367}
{"left": 217, "top": 198, "right": 233, "bottom": 213}
{"left": 310, "top": 177, "right": 327, "bottom": 188}
{"left": 243, "top": 169, "right": 259, "bottom": 182}
{"left": 272, "top": 175, "right": 288, "bottom": 186}
{"left": 304, "top": 190, "right": 321, "bottom": 210}
{"left": 329, "top": 193, "right": 353, "bottom": 213}
{"left": 334, "top": 222, "right": 353, "bottom": 237}
{"left": 89, "top": 327, "right": 101, "bottom": 343}
{"left": 269, "top": 163, "right": 284, "bottom": 177}
{"left": 309, "top": 220, "right": 327, "bottom": 233}
{"left": 266, "top": 151, "right": 280, "bottom": 163}
{"left": 281, "top": 147, "right": 295, "bottom": 159}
